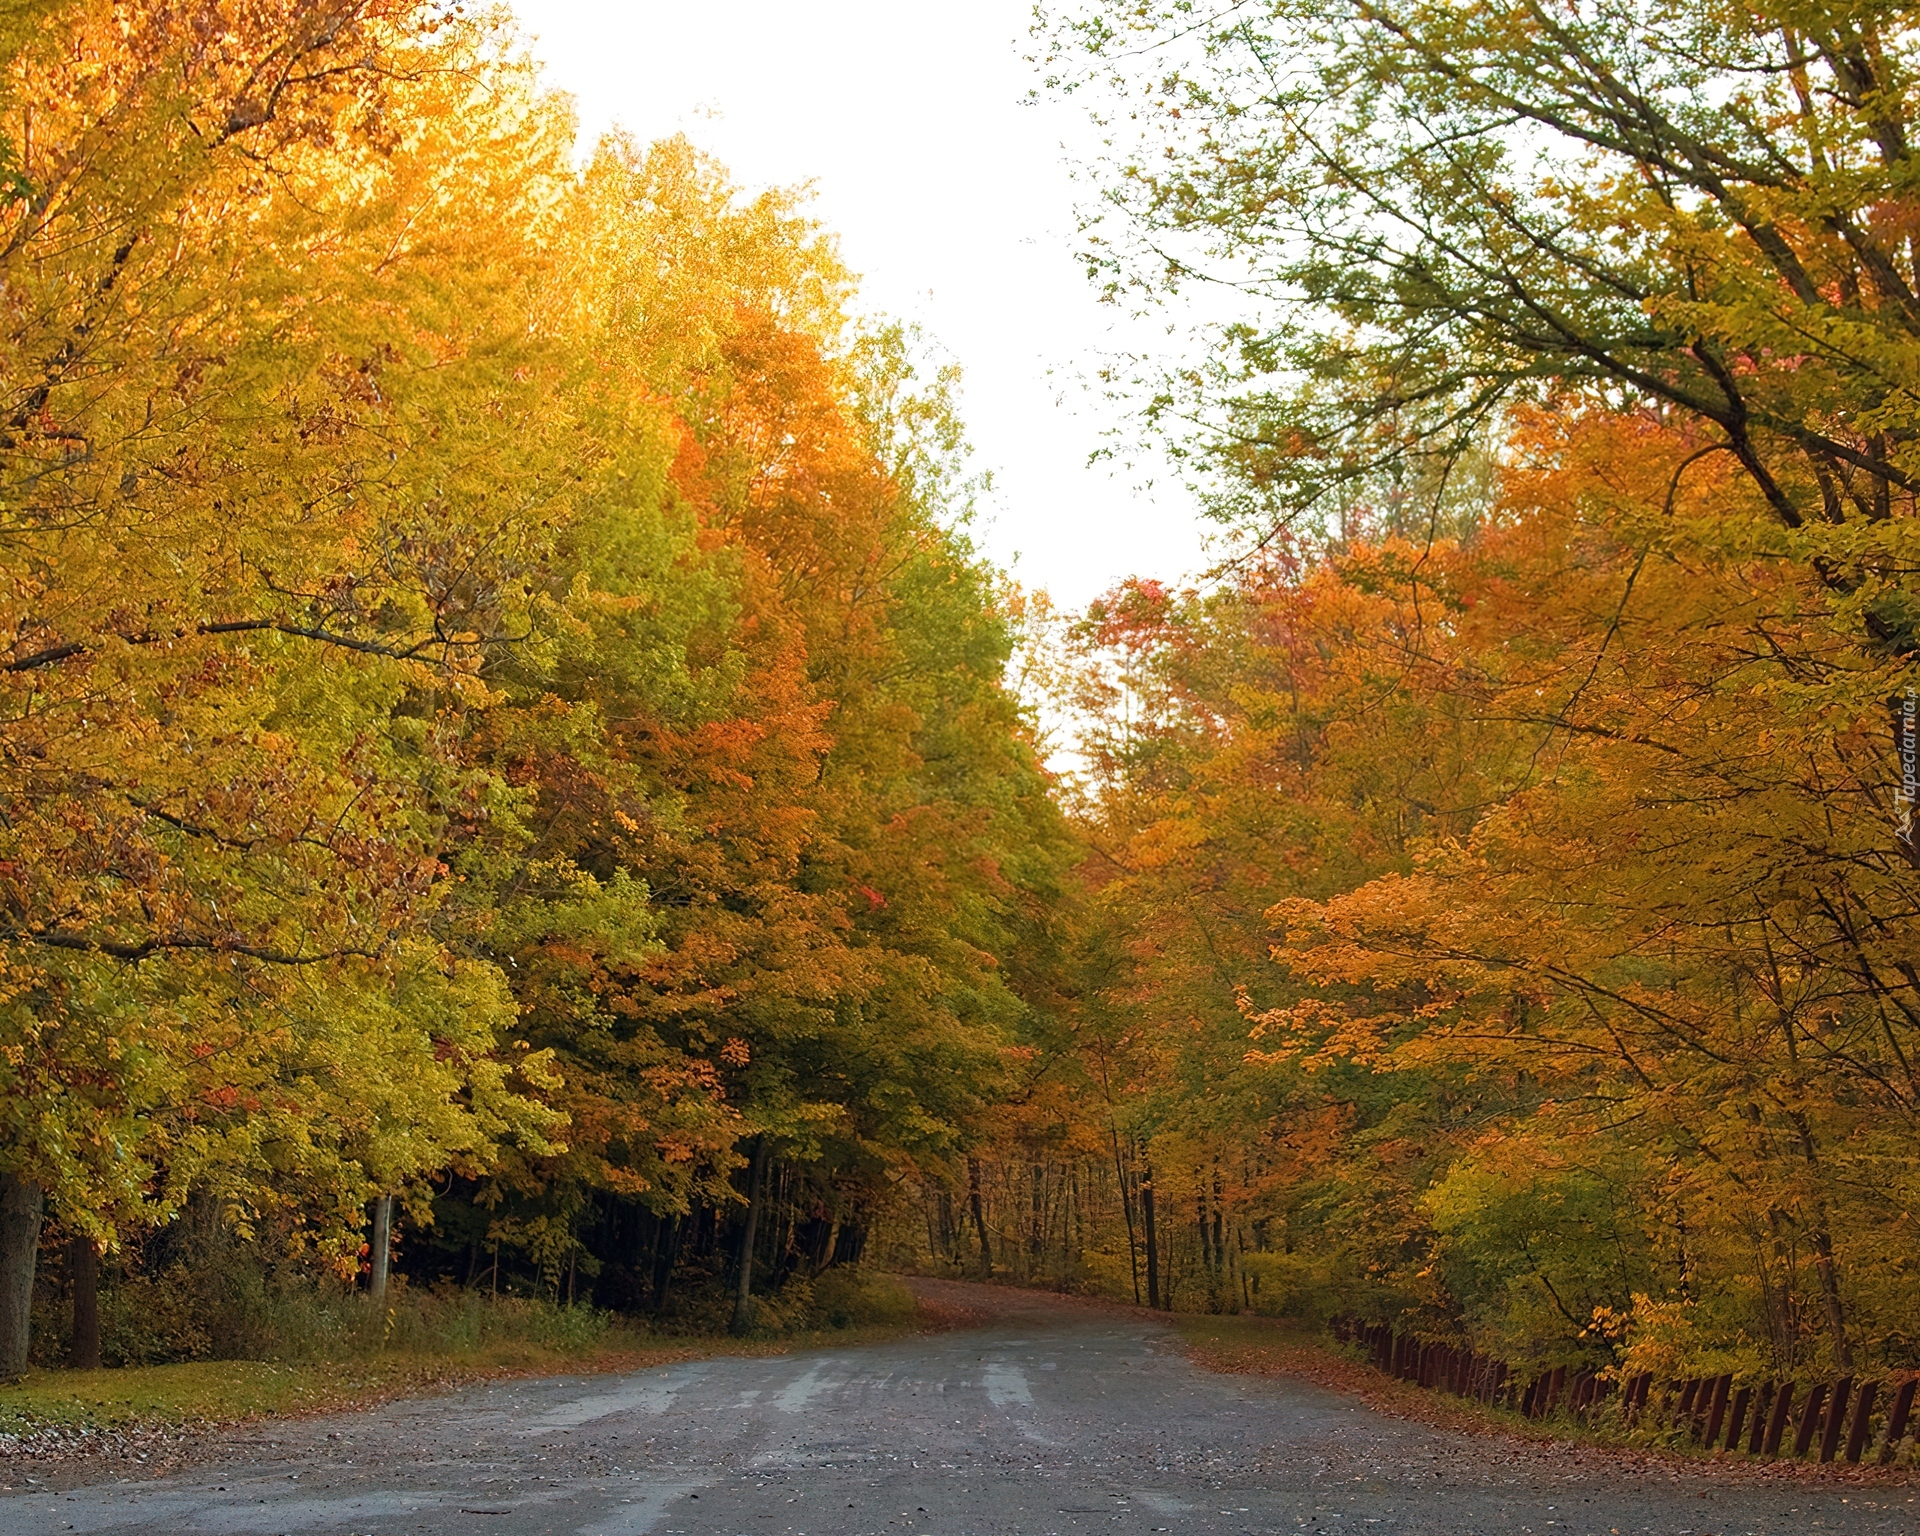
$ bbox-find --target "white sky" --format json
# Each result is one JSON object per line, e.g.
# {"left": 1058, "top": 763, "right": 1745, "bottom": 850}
{"left": 506, "top": 0, "right": 1213, "bottom": 611}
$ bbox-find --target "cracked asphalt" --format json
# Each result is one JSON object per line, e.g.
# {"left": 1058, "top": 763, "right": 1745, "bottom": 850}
{"left": 0, "top": 1281, "right": 1911, "bottom": 1535}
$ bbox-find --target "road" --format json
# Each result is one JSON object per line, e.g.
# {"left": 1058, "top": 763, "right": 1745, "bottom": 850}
{"left": 0, "top": 1281, "right": 1910, "bottom": 1535}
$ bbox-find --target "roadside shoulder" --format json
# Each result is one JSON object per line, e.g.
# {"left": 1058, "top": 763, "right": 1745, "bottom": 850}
{"left": 1174, "top": 1312, "right": 1920, "bottom": 1490}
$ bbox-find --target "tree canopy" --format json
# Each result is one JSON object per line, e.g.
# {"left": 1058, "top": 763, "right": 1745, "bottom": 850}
{"left": 0, "top": 0, "right": 1070, "bottom": 1373}
{"left": 13, "top": 0, "right": 1920, "bottom": 1400}
{"left": 930, "top": 0, "right": 1920, "bottom": 1382}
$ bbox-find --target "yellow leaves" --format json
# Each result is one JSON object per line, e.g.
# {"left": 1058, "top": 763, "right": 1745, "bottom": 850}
{"left": 512, "top": 1046, "right": 565, "bottom": 1097}
{"left": 1606, "top": 1293, "right": 1748, "bottom": 1383}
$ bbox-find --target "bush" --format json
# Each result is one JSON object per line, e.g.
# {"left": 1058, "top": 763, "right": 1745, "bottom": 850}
{"left": 649, "top": 1266, "right": 916, "bottom": 1337}
{"left": 810, "top": 1268, "right": 915, "bottom": 1329}
{"left": 31, "top": 1239, "right": 917, "bottom": 1371}
{"left": 1239, "top": 1251, "right": 1345, "bottom": 1326}
{"left": 102, "top": 1271, "right": 222, "bottom": 1365}
{"left": 241, "top": 1281, "right": 618, "bottom": 1362}
{"left": 32, "top": 1254, "right": 625, "bottom": 1370}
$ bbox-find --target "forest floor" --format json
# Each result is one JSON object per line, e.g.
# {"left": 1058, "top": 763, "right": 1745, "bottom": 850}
{"left": 0, "top": 1277, "right": 1909, "bottom": 1535}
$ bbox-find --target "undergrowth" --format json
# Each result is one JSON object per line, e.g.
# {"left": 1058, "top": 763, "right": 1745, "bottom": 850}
{"left": 2, "top": 1269, "right": 922, "bottom": 1441}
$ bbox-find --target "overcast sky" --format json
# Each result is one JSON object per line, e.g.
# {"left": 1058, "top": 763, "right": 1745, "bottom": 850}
{"left": 506, "top": 0, "right": 1213, "bottom": 611}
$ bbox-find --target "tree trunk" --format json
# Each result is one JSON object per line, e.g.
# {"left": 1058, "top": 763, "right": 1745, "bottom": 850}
{"left": 1114, "top": 1133, "right": 1139, "bottom": 1304}
{"left": 1787, "top": 1109, "right": 1855, "bottom": 1368}
{"left": 1811, "top": 1225, "right": 1854, "bottom": 1369}
{"left": 967, "top": 1156, "right": 993, "bottom": 1276}
{"left": 1068, "top": 1165, "right": 1083, "bottom": 1276}
{"left": 368, "top": 1194, "right": 393, "bottom": 1305}
{"left": 731, "top": 1138, "right": 771, "bottom": 1335}
{"left": 1211, "top": 1165, "right": 1225, "bottom": 1281}
{"left": 831, "top": 1217, "right": 867, "bottom": 1266}
{"left": 650, "top": 1214, "right": 684, "bottom": 1314}
{"left": 1141, "top": 1159, "right": 1162, "bottom": 1310}
{"left": 0, "top": 1173, "right": 43, "bottom": 1380}
{"left": 67, "top": 1235, "right": 99, "bottom": 1371}
{"left": 1029, "top": 1164, "right": 1046, "bottom": 1276}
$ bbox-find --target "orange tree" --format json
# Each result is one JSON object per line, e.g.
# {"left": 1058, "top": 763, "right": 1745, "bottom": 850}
{"left": 420, "top": 141, "right": 1076, "bottom": 1320}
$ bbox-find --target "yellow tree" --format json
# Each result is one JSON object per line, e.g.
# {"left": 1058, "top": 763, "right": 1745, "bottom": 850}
{"left": 0, "top": 1, "right": 573, "bottom": 1373}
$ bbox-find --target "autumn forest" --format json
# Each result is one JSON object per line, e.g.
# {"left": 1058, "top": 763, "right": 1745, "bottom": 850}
{"left": 1, "top": 0, "right": 1918, "bottom": 1406}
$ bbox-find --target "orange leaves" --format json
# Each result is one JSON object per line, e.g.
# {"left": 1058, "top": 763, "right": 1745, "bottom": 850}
{"left": 1242, "top": 996, "right": 1392, "bottom": 1073}
{"left": 425, "top": 139, "right": 1070, "bottom": 1255}
{"left": 1053, "top": 376, "right": 1920, "bottom": 1355}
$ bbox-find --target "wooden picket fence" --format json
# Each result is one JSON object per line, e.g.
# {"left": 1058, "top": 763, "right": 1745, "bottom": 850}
{"left": 1333, "top": 1320, "right": 1920, "bottom": 1467}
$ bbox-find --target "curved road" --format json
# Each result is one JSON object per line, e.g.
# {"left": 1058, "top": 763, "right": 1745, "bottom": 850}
{"left": 1, "top": 1282, "right": 1909, "bottom": 1535}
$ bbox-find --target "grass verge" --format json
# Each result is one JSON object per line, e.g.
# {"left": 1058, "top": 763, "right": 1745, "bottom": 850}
{"left": 0, "top": 1340, "right": 694, "bottom": 1441}
{"left": 1, "top": 1275, "right": 932, "bottom": 1448}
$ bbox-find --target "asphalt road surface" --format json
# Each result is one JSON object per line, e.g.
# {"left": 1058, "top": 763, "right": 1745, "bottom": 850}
{"left": 1, "top": 1281, "right": 1911, "bottom": 1536}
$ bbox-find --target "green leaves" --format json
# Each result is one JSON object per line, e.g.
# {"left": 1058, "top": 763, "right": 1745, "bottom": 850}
{"left": 1050, "top": 0, "right": 1920, "bottom": 573}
